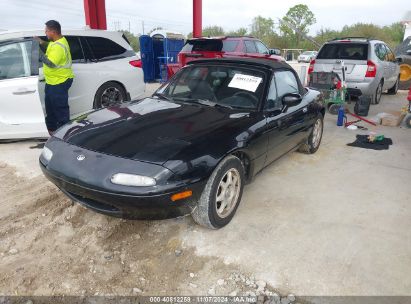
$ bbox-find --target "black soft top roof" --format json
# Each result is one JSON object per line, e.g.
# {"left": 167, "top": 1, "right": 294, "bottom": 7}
{"left": 186, "top": 57, "right": 292, "bottom": 71}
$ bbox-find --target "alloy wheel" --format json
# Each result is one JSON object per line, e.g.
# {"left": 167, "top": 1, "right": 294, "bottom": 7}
{"left": 101, "top": 87, "right": 124, "bottom": 107}
{"left": 215, "top": 168, "right": 241, "bottom": 218}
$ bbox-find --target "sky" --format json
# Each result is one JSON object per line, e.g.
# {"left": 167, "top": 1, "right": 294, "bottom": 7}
{"left": 0, "top": 0, "right": 409, "bottom": 36}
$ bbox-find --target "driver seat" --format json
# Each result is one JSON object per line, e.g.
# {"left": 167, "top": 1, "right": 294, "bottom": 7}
{"left": 188, "top": 78, "right": 215, "bottom": 101}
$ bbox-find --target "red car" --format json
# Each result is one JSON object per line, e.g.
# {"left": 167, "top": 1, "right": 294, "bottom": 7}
{"left": 168, "top": 36, "right": 284, "bottom": 76}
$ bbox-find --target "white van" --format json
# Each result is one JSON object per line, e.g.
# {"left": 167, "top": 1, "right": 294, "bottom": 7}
{"left": 0, "top": 29, "right": 145, "bottom": 140}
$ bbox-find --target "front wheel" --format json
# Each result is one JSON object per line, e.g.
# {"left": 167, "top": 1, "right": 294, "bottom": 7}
{"left": 191, "top": 155, "right": 245, "bottom": 229}
{"left": 298, "top": 115, "right": 324, "bottom": 154}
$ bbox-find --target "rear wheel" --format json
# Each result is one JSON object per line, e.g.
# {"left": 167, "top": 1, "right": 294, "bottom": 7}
{"left": 387, "top": 77, "right": 399, "bottom": 95}
{"left": 372, "top": 81, "right": 383, "bottom": 105}
{"left": 94, "top": 82, "right": 127, "bottom": 109}
{"left": 191, "top": 155, "right": 245, "bottom": 229}
{"left": 299, "top": 115, "right": 324, "bottom": 154}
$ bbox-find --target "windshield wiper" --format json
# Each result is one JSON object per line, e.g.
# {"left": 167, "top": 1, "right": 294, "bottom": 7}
{"left": 152, "top": 92, "right": 173, "bottom": 101}
{"left": 173, "top": 98, "right": 233, "bottom": 109}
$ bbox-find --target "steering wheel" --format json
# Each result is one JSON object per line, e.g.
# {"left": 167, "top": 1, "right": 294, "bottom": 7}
{"left": 233, "top": 91, "right": 259, "bottom": 104}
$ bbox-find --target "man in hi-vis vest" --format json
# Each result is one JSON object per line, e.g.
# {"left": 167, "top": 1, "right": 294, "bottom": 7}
{"left": 36, "top": 20, "right": 74, "bottom": 134}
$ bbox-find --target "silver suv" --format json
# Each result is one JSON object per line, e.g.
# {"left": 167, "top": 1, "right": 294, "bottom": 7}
{"left": 309, "top": 38, "right": 401, "bottom": 104}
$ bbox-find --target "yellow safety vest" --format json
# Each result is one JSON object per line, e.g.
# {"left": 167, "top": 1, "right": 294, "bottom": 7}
{"left": 43, "top": 36, "right": 74, "bottom": 85}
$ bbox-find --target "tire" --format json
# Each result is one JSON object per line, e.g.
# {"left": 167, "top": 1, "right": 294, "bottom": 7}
{"left": 94, "top": 81, "right": 127, "bottom": 109}
{"left": 387, "top": 77, "right": 399, "bottom": 95}
{"left": 328, "top": 103, "right": 340, "bottom": 115}
{"left": 372, "top": 81, "right": 383, "bottom": 105}
{"left": 191, "top": 155, "right": 245, "bottom": 229}
{"left": 298, "top": 114, "right": 324, "bottom": 154}
{"left": 405, "top": 115, "right": 411, "bottom": 129}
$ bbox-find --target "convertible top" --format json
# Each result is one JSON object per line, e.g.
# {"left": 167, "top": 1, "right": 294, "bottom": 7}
{"left": 186, "top": 57, "right": 292, "bottom": 71}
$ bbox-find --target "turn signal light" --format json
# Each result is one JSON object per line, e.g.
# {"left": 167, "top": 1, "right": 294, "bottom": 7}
{"left": 171, "top": 190, "right": 193, "bottom": 202}
{"left": 365, "top": 60, "right": 377, "bottom": 77}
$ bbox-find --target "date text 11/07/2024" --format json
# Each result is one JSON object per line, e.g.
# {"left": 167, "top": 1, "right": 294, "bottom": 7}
{"left": 148, "top": 296, "right": 258, "bottom": 303}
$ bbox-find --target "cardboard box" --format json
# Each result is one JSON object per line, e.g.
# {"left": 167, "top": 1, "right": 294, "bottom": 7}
{"left": 381, "top": 111, "right": 406, "bottom": 127}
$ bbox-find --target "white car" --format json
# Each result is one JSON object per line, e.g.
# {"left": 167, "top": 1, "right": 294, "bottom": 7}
{"left": 297, "top": 51, "right": 318, "bottom": 63}
{"left": 0, "top": 29, "right": 145, "bottom": 140}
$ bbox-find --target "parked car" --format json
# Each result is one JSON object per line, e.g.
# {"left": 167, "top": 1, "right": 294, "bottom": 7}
{"left": 40, "top": 58, "right": 324, "bottom": 229}
{"left": 298, "top": 51, "right": 317, "bottom": 63}
{"left": 309, "top": 37, "right": 401, "bottom": 104}
{"left": 0, "top": 29, "right": 145, "bottom": 140}
{"left": 174, "top": 36, "right": 284, "bottom": 70}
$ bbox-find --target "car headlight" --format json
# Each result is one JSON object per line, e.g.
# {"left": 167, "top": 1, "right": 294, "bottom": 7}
{"left": 110, "top": 173, "right": 156, "bottom": 187}
{"left": 41, "top": 146, "right": 53, "bottom": 162}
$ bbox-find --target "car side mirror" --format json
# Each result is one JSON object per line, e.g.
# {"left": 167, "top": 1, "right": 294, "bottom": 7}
{"left": 396, "top": 57, "right": 403, "bottom": 63}
{"left": 269, "top": 48, "right": 281, "bottom": 56}
{"left": 281, "top": 93, "right": 302, "bottom": 112}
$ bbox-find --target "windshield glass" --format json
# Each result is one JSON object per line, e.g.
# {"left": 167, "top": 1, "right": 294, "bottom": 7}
{"left": 317, "top": 43, "right": 368, "bottom": 60}
{"left": 158, "top": 65, "right": 265, "bottom": 110}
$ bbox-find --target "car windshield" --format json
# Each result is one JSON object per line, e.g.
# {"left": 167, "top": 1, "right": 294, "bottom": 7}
{"left": 157, "top": 65, "right": 265, "bottom": 110}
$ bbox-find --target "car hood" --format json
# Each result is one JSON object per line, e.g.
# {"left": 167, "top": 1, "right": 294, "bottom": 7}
{"left": 54, "top": 98, "right": 252, "bottom": 165}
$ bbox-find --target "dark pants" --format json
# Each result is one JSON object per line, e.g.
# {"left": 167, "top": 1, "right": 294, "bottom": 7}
{"left": 45, "top": 78, "right": 73, "bottom": 132}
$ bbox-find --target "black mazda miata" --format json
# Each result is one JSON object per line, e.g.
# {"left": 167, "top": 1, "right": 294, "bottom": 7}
{"left": 40, "top": 58, "right": 324, "bottom": 229}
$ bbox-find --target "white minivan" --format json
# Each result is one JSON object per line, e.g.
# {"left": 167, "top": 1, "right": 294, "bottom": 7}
{"left": 0, "top": 29, "right": 145, "bottom": 140}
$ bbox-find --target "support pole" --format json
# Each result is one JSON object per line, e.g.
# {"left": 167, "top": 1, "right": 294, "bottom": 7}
{"left": 193, "top": 0, "right": 202, "bottom": 38}
{"left": 84, "top": 0, "right": 107, "bottom": 30}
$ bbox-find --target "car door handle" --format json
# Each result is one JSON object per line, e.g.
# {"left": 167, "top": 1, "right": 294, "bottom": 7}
{"left": 13, "top": 89, "right": 36, "bottom": 95}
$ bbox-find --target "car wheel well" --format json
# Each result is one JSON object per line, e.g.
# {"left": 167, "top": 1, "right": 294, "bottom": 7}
{"left": 231, "top": 151, "right": 251, "bottom": 181}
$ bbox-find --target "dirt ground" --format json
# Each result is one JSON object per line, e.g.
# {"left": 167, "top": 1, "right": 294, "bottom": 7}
{"left": 0, "top": 162, "right": 292, "bottom": 301}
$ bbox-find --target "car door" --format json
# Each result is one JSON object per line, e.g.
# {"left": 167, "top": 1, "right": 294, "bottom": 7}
{"left": 383, "top": 44, "right": 399, "bottom": 86}
{"left": 0, "top": 39, "right": 48, "bottom": 139}
{"left": 264, "top": 70, "right": 309, "bottom": 166}
{"left": 254, "top": 40, "right": 271, "bottom": 59}
{"left": 374, "top": 43, "right": 391, "bottom": 88}
{"left": 244, "top": 40, "right": 259, "bottom": 58}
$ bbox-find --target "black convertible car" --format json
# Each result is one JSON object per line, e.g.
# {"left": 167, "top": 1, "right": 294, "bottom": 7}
{"left": 40, "top": 58, "right": 324, "bottom": 229}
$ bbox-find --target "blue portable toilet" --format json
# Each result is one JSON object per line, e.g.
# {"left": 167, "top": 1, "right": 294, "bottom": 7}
{"left": 139, "top": 30, "right": 185, "bottom": 82}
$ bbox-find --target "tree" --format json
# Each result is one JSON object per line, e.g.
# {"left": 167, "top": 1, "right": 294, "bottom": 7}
{"left": 280, "top": 4, "right": 316, "bottom": 47}
{"left": 383, "top": 22, "right": 405, "bottom": 46}
{"left": 119, "top": 30, "right": 140, "bottom": 51}
{"left": 226, "top": 27, "right": 248, "bottom": 36}
{"left": 250, "top": 16, "right": 275, "bottom": 45}
{"left": 202, "top": 25, "right": 225, "bottom": 37}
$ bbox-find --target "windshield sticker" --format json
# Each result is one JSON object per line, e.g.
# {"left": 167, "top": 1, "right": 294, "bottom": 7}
{"left": 228, "top": 74, "right": 262, "bottom": 92}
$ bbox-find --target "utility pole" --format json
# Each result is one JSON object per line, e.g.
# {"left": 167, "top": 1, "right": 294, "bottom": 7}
{"left": 142, "top": 20, "right": 145, "bottom": 35}
{"left": 128, "top": 20, "right": 131, "bottom": 33}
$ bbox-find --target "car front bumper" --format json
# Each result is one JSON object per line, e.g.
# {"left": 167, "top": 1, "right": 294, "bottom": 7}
{"left": 41, "top": 161, "right": 204, "bottom": 219}
{"left": 39, "top": 138, "right": 206, "bottom": 220}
